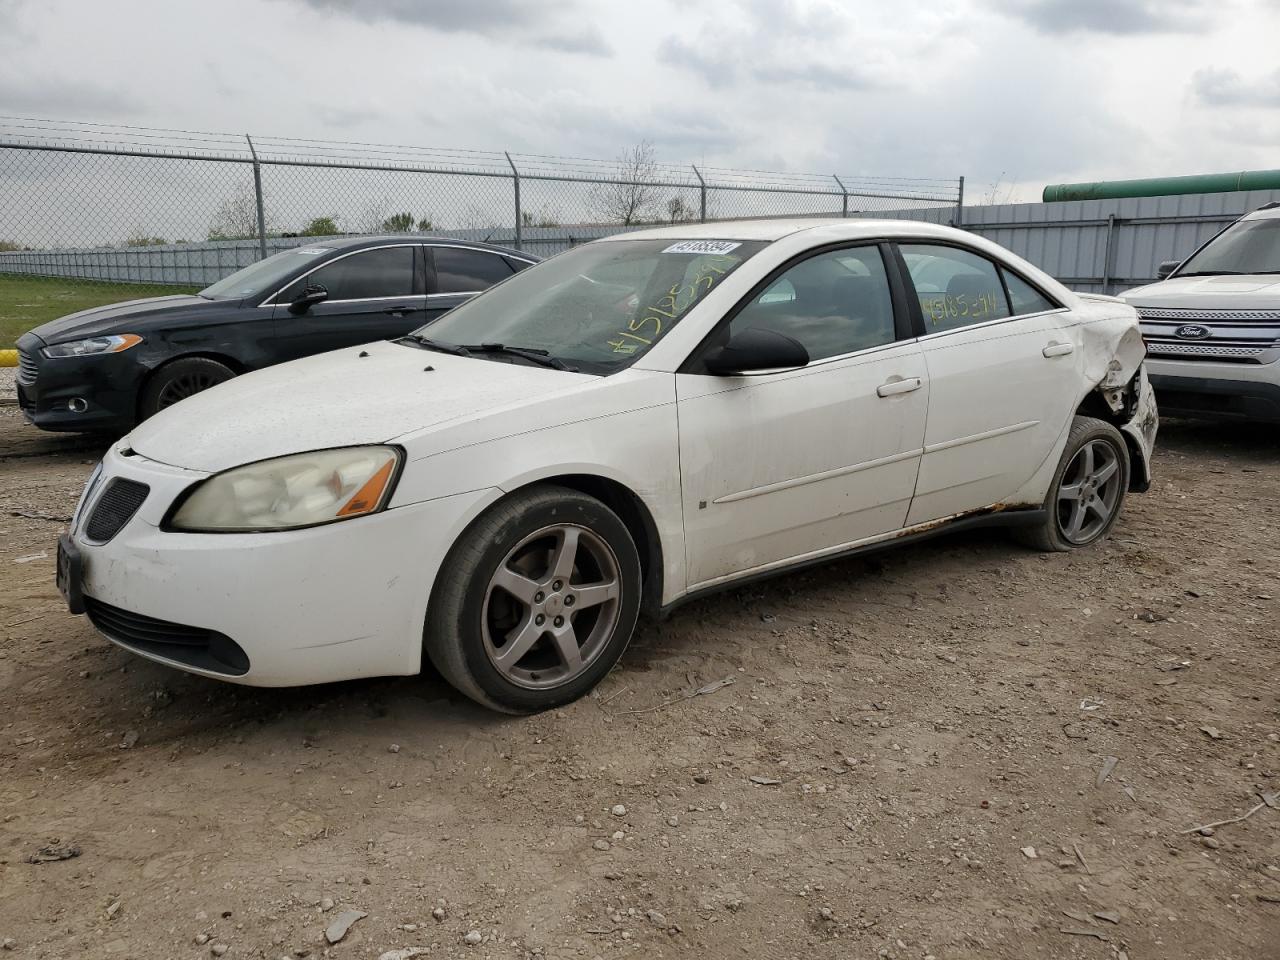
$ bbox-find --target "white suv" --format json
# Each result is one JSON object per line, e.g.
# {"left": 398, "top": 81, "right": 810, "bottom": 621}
{"left": 1123, "top": 202, "right": 1280, "bottom": 421}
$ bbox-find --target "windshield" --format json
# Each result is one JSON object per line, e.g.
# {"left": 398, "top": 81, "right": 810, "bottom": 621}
{"left": 1178, "top": 217, "right": 1280, "bottom": 276}
{"left": 413, "top": 238, "right": 767, "bottom": 373}
{"left": 199, "top": 245, "right": 335, "bottom": 300}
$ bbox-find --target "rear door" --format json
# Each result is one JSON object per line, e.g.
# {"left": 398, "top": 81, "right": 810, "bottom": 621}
{"left": 270, "top": 244, "right": 424, "bottom": 361}
{"left": 895, "top": 242, "right": 1077, "bottom": 525}
{"left": 423, "top": 245, "right": 527, "bottom": 329}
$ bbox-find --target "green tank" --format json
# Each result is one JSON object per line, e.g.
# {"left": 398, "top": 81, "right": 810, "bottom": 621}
{"left": 1043, "top": 170, "right": 1280, "bottom": 202}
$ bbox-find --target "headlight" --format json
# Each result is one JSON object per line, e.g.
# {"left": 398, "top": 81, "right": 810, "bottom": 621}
{"left": 44, "top": 334, "right": 143, "bottom": 358}
{"left": 167, "top": 446, "right": 402, "bottom": 532}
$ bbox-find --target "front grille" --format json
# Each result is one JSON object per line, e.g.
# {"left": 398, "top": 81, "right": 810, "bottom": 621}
{"left": 84, "top": 478, "right": 149, "bottom": 542}
{"left": 17, "top": 348, "right": 38, "bottom": 384}
{"left": 85, "top": 597, "right": 249, "bottom": 675}
{"left": 1138, "top": 307, "right": 1280, "bottom": 322}
{"left": 1145, "top": 342, "right": 1267, "bottom": 361}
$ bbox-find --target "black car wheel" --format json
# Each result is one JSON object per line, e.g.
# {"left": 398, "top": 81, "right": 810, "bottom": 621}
{"left": 140, "top": 357, "right": 235, "bottom": 419}
{"left": 424, "top": 485, "right": 642, "bottom": 713}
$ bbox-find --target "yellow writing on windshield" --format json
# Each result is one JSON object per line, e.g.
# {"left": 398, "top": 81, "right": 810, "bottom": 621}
{"left": 608, "top": 256, "right": 736, "bottom": 354}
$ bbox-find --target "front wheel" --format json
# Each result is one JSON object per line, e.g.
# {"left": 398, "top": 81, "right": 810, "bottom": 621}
{"left": 425, "top": 485, "right": 642, "bottom": 713}
{"left": 1014, "top": 416, "right": 1130, "bottom": 552}
{"left": 139, "top": 357, "right": 236, "bottom": 420}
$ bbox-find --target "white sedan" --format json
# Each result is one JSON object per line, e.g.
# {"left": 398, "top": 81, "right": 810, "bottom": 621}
{"left": 56, "top": 219, "right": 1157, "bottom": 712}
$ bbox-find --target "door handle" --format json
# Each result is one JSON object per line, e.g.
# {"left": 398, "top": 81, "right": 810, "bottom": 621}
{"left": 1042, "top": 342, "right": 1074, "bottom": 358}
{"left": 383, "top": 305, "right": 423, "bottom": 317}
{"left": 876, "top": 377, "right": 923, "bottom": 398}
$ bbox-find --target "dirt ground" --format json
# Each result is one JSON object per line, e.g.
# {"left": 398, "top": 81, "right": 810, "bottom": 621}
{"left": 0, "top": 406, "right": 1277, "bottom": 960}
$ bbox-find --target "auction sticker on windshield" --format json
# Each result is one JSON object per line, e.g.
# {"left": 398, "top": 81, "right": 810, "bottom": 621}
{"left": 662, "top": 240, "right": 742, "bottom": 255}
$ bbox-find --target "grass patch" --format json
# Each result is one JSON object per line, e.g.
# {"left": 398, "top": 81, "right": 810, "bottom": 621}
{"left": 0, "top": 275, "right": 201, "bottom": 346}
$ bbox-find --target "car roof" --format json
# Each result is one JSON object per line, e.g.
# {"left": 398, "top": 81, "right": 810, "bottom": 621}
{"left": 291, "top": 234, "right": 537, "bottom": 259}
{"left": 598, "top": 217, "right": 966, "bottom": 243}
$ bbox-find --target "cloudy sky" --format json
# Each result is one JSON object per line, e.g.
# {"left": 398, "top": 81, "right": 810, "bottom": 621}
{"left": 2, "top": 0, "right": 1280, "bottom": 203}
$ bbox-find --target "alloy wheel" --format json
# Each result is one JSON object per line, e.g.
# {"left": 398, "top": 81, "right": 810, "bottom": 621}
{"left": 157, "top": 372, "right": 222, "bottom": 409}
{"left": 1056, "top": 438, "right": 1123, "bottom": 544}
{"left": 481, "top": 523, "right": 622, "bottom": 689}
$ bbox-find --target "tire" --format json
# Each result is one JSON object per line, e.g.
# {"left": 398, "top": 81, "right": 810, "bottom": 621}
{"left": 425, "top": 485, "right": 642, "bottom": 713}
{"left": 139, "top": 357, "right": 236, "bottom": 420}
{"left": 1014, "top": 415, "right": 1130, "bottom": 552}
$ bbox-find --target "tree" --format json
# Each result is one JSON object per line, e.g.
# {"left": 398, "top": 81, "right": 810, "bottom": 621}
{"left": 124, "top": 229, "right": 167, "bottom": 247}
{"left": 417, "top": 216, "right": 434, "bottom": 231}
{"left": 521, "top": 205, "right": 561, "bottom": 228}
{"left": 666, "top": 195, "right": 695, "bottom": 224}
{"left": 588, "top": 141, "right": 662, "bottom": 226}
{"left": 301, "top": 216, "right": 340, "bottom": 237}
{"left": 208, "top": 181, "right": 269, "bottom": 240}
{"left": 381, "top": 211, "right": 414, "bottom": 232}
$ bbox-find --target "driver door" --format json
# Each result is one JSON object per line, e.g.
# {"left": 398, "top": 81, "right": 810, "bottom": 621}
{"left": 675, "top": 244, "right": 929, "bottom": 591}
{"left": 270, "top": 244, "right": 425, "bottom": 361}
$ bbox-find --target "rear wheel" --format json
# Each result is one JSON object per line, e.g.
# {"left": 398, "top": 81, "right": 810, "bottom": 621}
{"left": 425, "top": 486, "right": 642, "bottom": 713}
{"left": 1015, "top": 416, "right": 1130, "bottom": 552}
{"left": 139, "top": 357, "right": 235, "bottom": 420}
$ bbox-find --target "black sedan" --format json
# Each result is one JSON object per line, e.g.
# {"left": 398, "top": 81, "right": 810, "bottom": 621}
{"left": 15, "top": 236, "right": 537, "bottom": 433}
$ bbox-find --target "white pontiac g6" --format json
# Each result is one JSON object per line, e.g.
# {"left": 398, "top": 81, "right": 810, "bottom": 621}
{"left": 57, "top": 219, "right": 1158, "bottom": 712}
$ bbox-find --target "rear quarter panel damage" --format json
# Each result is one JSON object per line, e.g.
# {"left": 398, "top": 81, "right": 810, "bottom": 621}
{"left": 1074, "top": 294, "right": 1158, "bottom": 490}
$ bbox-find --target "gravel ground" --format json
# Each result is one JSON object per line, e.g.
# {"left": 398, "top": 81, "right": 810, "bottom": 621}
{"left": 0, "top": 408, "right": 1278, "bottom": 959}
{"left": 0, "top": 366, "right": 16, "bottom": 404}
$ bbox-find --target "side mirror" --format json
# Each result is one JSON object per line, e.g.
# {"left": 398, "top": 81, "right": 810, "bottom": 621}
{"left": 703, "top": 328, "right": 810, "bottom": 375}
{"left": 1156, "top": 260, "right": 1181, "bottom": 280}
{"left": 288, "top": 284, "right": 328, "bottom": 314}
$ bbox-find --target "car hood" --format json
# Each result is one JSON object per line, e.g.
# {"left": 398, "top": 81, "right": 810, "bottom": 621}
{"left": 28, "top": 295, "right": 217, "bottom": 345}
{"left": 1122, "top": 274, "right": 1280, "bottom": 311}
{"left": 127, "top": 339, "right": 597, "bottom": 473}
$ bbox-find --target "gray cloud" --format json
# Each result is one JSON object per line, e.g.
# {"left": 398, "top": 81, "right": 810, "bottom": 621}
{"left": 290, "top": 0, "right": 612, "bottom": 54}
{"left": 1192, "top": 66, "right": 1280, "bottom": 107}
{"left": 0, "top": 76, "right": 143, "bottom": 117}
{"left": 998, "top": 0, "right": 1208, "bottom": 34}
{"left": 656, "top": 2, "right": 874, "bottom": 92}
{"left": 532, "top": 25, "right": 611, "bottom": 56}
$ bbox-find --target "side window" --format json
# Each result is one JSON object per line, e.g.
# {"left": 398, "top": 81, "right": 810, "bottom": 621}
{"left": 900, "top": 244, "right": 1011, "bottom": 333}
{"left": 503, "top": 256, "right": 534, "bottom": 273}
{"left": 281, "top": 246, "right": 415, "bottom": 302}
{"left": 728, "top": 246, "right": 896, "bottom": 361}
{"left": 1002, "top": 268, "right": 1058, "bottom": 315}
{"left": 432, "top": 247, "right": 515, "bottom": 293}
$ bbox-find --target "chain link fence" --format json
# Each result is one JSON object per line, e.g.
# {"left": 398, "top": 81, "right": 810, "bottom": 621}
{"left": 0, "top": 117, "right": 962, "bottom": 281}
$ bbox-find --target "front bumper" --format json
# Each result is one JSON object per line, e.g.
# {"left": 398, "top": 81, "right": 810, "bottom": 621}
{"left": 68, "top": 445, "right": 497, "bottom": 686}
{"left": 1146, "top": 356, "right": 1280, "bottom": 423}
{"left": 15, "top": 331, "right": 144, "bottom": 433}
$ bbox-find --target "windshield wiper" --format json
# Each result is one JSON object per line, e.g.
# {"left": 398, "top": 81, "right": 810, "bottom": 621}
{"left": 1176, "top": 270, "right": 1246, "bottom": 277}
{"left": 461, "top": 343, "right": 577, "bottom": 372}
{"left": 399, "top": 335, "right": 472, "bottom": 356}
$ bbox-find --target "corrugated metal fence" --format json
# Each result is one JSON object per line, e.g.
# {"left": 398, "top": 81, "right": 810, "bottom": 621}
{"left": 916, "top": 188, "right": 1280, "bottom": 294}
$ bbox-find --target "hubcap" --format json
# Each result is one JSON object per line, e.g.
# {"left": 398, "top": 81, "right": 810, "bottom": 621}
{"left": 1056, "top": 438, "right": 1122, "bottom": 544}
{"left": 481, "top": 523, "right": 622, "bottom": 689}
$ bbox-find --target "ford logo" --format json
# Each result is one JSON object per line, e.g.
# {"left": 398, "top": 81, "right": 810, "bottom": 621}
{"left": 1175, "top": 324, "right": 1211, "bottom": 340}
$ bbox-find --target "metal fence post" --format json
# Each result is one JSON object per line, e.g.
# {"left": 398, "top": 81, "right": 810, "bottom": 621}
{"left": 692, "top": 165, "right": 707, "bottom": 223}
{"left": 1101, "top": 213, "right": 1116, "bottom": 294}
{"left": 956, "top": 175, "right": 965, "bottom": 228}
{"left": 505, "top": 151, "right": 522, "bottom": 251}
{"left": 833, "top": 175, "right": 848, "bottom": 217}
{"left": 244, "top": 135, "right": 267, "bottom": 260}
